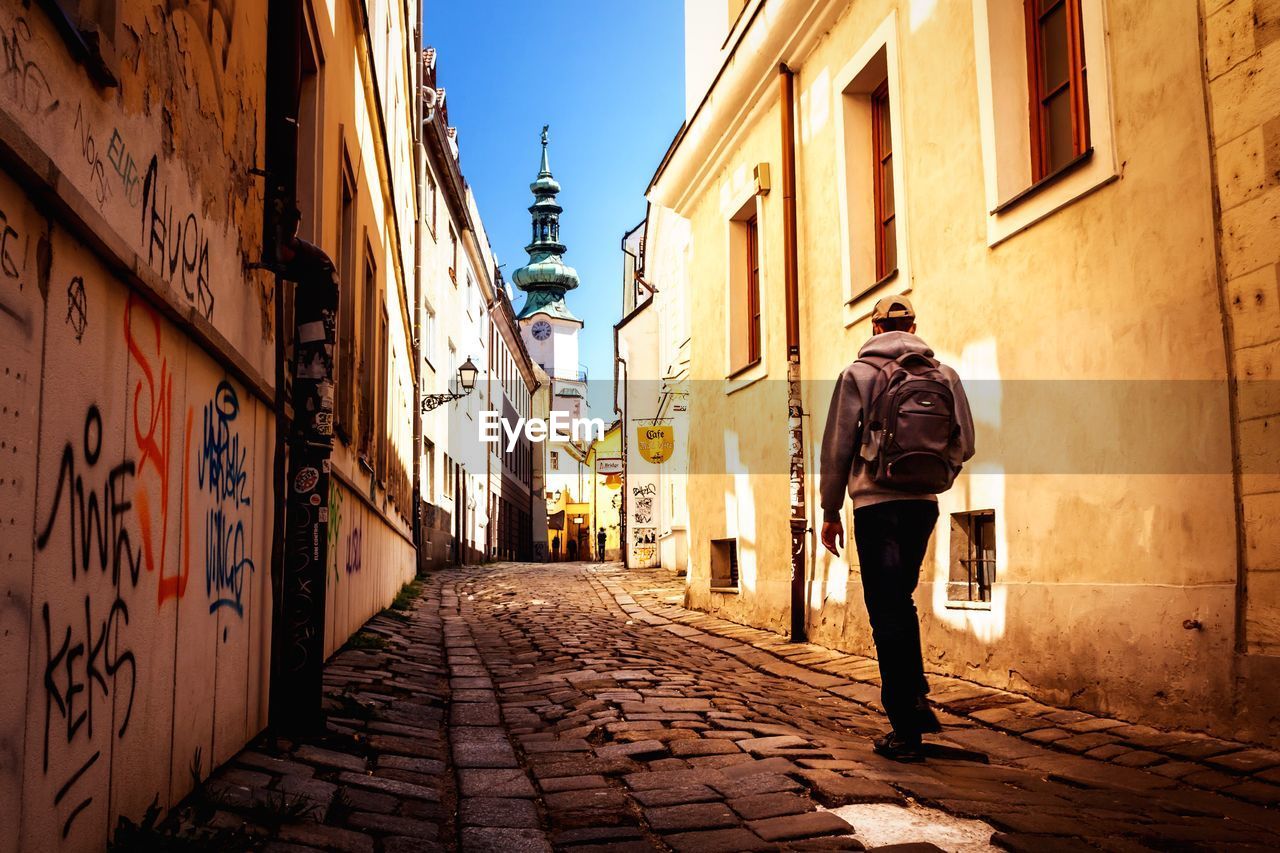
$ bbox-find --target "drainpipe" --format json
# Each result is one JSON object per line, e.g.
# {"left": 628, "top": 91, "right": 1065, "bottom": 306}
{"left": 780, "top": 63, "right": 808, "bottom": 643}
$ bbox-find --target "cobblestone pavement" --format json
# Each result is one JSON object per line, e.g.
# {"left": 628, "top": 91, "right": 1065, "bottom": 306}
{"left": 173, "top": 562, "right": 1280, "bottom": 852}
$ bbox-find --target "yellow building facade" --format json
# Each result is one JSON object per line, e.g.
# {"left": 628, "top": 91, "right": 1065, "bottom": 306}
{"left": 650, "top": 0, "right": 1279, "bottom": 744}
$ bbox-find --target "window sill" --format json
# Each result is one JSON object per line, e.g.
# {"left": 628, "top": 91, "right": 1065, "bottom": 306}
{"left": 724, "top": 359, "right": 767, "bottom": 396}
{"left": 847, "top": 268, "right": 899, "bottom": 307}
{"left": 727, "top": 357, "right": 762, "bottom": 381}
{"left": 991, "top": 148, "right": 1095, "bottom": 216}
{"left": 944, "top": 599, "right": 992, "bottom": 611}
{"left": 710, "top": 586, "right": 740, "bottom": 595}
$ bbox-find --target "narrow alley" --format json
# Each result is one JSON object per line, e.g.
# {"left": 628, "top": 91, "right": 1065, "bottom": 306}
{"left": 166, "top": 562, "right": 1280, "bottom": 852}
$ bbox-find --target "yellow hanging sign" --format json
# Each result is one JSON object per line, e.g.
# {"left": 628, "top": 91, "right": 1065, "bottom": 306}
{"left": 636, "top": 425, "right": 674, "bottom": 464}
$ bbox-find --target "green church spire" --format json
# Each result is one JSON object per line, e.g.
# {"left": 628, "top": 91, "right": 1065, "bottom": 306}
{"left": 514, "top": 126, "right": 581, "bottom": 322}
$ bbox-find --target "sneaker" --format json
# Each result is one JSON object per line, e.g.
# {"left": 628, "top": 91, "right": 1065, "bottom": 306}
{"left": 872, "top": 731, "right": 923, "bottom": 761}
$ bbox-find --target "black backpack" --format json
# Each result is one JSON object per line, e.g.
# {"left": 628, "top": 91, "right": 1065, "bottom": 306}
{"left": 858, "top": 352, "right": 962, "bottom": 493}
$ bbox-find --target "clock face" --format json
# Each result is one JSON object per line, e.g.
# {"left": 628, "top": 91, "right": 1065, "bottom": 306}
{"left": 531, "top": 320, "right": 552, "bottom": 341}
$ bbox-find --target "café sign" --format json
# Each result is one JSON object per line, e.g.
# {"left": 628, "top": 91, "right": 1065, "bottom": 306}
{"left": 636, "top": 425, "right": 674, "bottom": 464}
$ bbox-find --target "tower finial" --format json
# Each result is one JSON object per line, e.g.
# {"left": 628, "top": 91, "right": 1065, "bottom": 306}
{"left": 541, "top": 124, "right": 549, "bottom": 147}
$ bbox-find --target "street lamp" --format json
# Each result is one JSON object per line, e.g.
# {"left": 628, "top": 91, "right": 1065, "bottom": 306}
{"left": 422, "top": 357, "right": 479, "bottom": 412}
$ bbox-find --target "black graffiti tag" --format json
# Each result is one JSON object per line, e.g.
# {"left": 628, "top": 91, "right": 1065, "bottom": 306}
{"left": 140, "top": 156, "right": 214, "bottom": 320}
{"left": 35, "top": 406, "right": 140, "bottom": 838}
{"left": 1, "top": 16, "right": 59, "bottom": 118}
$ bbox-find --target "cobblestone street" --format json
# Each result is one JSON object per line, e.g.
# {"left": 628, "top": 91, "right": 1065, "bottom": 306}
{"left": 182, "top": 563, "right": 1280, "bottom": 852}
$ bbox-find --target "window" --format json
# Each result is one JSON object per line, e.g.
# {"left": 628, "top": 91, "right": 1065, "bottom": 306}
{"left": 745, "top": 216, "right": 761, "bottom": 365}
{"left": 871, "top": 81, "right": 896, "bottom": 281}
{"left": 427, "top": 171, "right": 438, "bottom": 236}
{"left": 834, "top": 30, "right": 911, "bottom": 321}
{"left": 550, "top": 450, "right": 560, "bottom": 470}
{"left": 359, "top": 242, "right": 378, "bottom": 462}
{"left": 443, "top": 453, "right": 453, "bottom": 498}
{"left": 424, "top": 439, "right": 435, "bottom": 502}
{"left": 448, "top": 225, "right": 458, "bottom": 284}
{"left": 377, "top": 307, "right": 389, "bottom": 481}
{"left": 1024, "top": 0, "right": 1089, "bottom": 182}
{"left": 336, "top": 151, "right": 358, "bottom": 441}
{"left": 727, "top": 199, "right": 762, "bottom": 376}
{"left": 710, "top": 538, "right": 739, "bottom": 590}
{"left": 949, "top": 511, "right": 996, "bottom": 605}
{"left": 423, "top": 302, "right": 437, "bottom": 367}
{"left": 972, "top": 0, "right": 1115, "bottom": 244}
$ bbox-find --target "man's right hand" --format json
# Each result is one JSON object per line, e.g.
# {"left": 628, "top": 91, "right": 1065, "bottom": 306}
{"left": 821, "top": 519, "right": 844, "bottom": 556}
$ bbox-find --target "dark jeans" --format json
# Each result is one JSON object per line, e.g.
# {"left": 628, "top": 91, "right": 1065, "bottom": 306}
{"left": 853, "top": 499, "right": 939, "bottom": 737}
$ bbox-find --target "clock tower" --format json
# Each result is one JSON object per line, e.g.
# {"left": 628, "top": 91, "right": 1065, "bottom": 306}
{"left": 514, "top": 127, "right": 584, "bottom": 398}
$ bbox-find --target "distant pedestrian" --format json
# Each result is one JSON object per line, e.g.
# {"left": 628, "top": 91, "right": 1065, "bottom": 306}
{"left": 596, "top": 527, "right": 607, "bottom": 562}
{"left": 551, "top": 534, "right": 560, "bottom": 562}
{"left": 819, "top": 295, "right": 974, "bottom": 761}
{"left": 567, "top": 538, "right": 578, "bottom": 561}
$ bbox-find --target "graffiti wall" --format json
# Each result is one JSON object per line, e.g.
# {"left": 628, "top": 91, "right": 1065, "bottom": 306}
{"left": 0, "top": 1, "right": 273, "bottom": 377}
{"left": 0, "top": 178, "right": 273, "bottom": 852}
{"left": 0, "top": 3, "right": 422, "bottom": 849}
{"left": 629, "top": 478, "right": 660, "bottom": 567}
{"left": 322, "top": 478, "right": 415, "bottom": 659}
{"left": 0, "top": 3, "right": 273, "bottom": 851}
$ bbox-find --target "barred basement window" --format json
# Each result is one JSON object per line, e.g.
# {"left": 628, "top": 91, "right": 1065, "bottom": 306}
{"left": 949, "top": 510, "right": 996, "bottom": 606}
{"left": 710, "top": 538, "right": 739, "bottom": 590}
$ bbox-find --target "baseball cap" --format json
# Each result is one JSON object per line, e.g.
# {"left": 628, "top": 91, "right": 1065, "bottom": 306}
{"left": 872, "top": 294, "right": 915, "bottom": 322}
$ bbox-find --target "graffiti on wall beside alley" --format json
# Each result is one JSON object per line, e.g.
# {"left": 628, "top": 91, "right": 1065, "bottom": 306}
{"left": 632, "top": 527, "right": 657, "bottom": 566}
{"left": 345, "top": 526, "right": 362, "bottom": 575}
{"left": 1, "top": 14, "right": 59, "bottom": 118}
{"left": 192, "top": 380, "right": 253, "bottom": 617}
{"left": 140, "top": 156, "right": 215, "bottom": 321}
{"left": 34, "top": 405, "right": 140, "bottom": 839}
{"left": 126, "top": 293, "right": 183, "bottom": 605}
{"left": 632, "top": 482, "right": 655, "bottom": 526}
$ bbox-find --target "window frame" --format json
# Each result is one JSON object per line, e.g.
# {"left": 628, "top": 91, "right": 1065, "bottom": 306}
{"left": 358, "top": 238, "right": 379, "bottom": 466}
{"left": 832, "top": 15, "right": 913, "bottom": 328}
{"left": 724, "top": 188, "right": 766, "bottom": 386}
{"left": 1024, "top": 0, "right": 1090, "bottom": 184}
{"left": 870, "top": 80, "right": 897, "bottom": 282}
{"left": 335, "top": 147, "right": 358, "bottom": 443}
{"left": 947, "top": 509, "right": 997, "bottom": 608}
{"left": 971, "top": 0, "right": 1116, "bottom": 245}
{"left": 744, "top": 214, "right": 761, "bottom": 367}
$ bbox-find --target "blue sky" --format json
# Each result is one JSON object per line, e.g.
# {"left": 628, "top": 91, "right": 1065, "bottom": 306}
{"left": 423, "top": 0, "right": 684, "bottom": 414}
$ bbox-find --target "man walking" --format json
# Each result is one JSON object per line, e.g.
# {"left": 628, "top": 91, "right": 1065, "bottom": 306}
{"left": 597, "top": 527, "right": 607, "bottom": 562}
{"left": 819, "top": 295, "right": 974, "bottom": 760}
{"left": 551, "top": 534, "right": 560, "bottom": 562}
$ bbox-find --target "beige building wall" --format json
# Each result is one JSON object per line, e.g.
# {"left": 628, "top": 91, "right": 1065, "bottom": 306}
{"left": 1202, "top": 0, "right": 1280, "bottom": 733}
{"left": 653, "top": 0, "right": 1274, "bottom": 742}
{"left": 0, "top": 1, "right": 418, "bottom": 850}
{"left": 307, "top": 0, "right": 419, "bottom": 662}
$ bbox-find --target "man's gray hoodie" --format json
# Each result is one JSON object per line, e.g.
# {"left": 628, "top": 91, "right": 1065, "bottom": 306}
{"left": 819, "top": 331, "right": 975, "bottom": 520}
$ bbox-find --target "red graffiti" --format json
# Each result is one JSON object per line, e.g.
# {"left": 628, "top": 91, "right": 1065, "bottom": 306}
{"left": 124, "top": 293, "right": 187, "bottom": 604}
